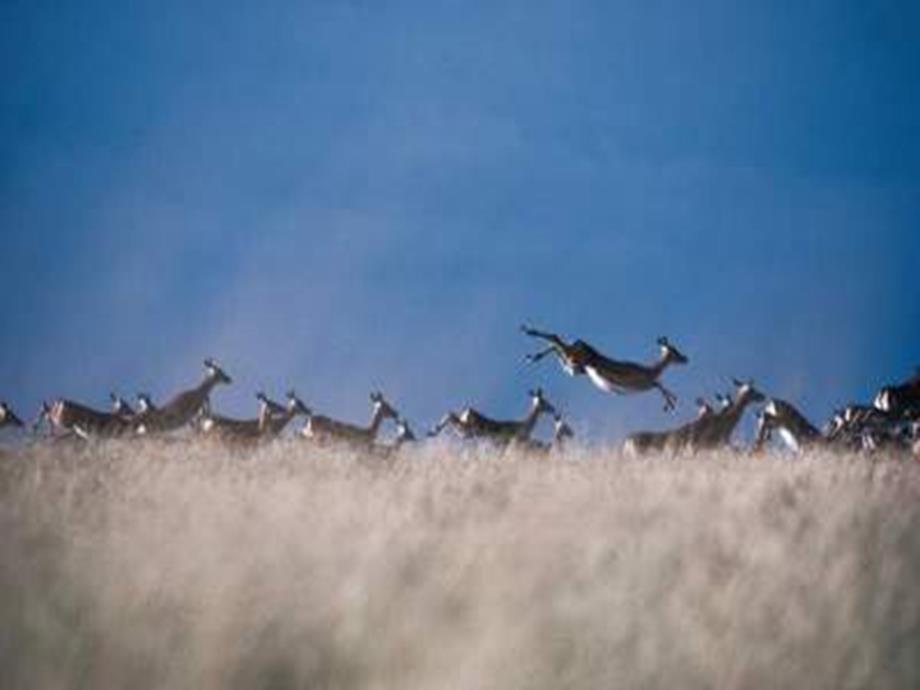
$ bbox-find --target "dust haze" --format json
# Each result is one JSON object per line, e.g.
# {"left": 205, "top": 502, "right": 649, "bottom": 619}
{"left": 1, "top": 440, "right": 918, "bottom": 689}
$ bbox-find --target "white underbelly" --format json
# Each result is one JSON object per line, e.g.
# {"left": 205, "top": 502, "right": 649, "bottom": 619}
{"left": 586, "top": 366, "right": 618, "bottom": 393}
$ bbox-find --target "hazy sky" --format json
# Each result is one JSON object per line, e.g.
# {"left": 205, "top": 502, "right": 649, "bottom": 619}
{"left": 2, "top": 1, "right": 918, "bottom": 440}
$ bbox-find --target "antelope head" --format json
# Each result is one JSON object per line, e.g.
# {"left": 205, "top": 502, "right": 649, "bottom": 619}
{"left": 657, "top": 337, "right": 689, "bottom": 365}
{"left": 204, "top": 358, "right": 233, "bottom": 385}
{"left": 136, "top": 393, "right": 156, "bottom": 413}
{"left": 695, "top": 397, "right": 713, "bottom": 417}
{"left": 528, "top": 388, "right": 557, "bottom": 417}
{"left": 110, "top": 392, "right": 134, "bottom": 416}
{"left": 256, "top": 391, "right": 286, "bottom": 417}
{"left": 731, "top": 378, "right": 765, "bottom": 405}
{"left": 285, "top": 390, "right": 311, "bottom": 417}
{"left": 0, "top": 402, "right": 24, "bottom": 428}
{"left": 370, "top": 391, "right": 399, "bottom": 423}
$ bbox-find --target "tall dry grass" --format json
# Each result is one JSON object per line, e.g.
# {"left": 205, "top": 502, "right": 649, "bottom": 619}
{"left": 0, "top": 440, "right": 918, "bottom": 689}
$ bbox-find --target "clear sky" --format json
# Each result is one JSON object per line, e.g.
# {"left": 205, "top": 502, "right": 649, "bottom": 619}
{"left": 2, "top": 1, "right": 918, "bottom": 440}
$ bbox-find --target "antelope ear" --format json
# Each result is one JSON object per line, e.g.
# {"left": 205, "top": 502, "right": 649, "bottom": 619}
{"left": 286, "top": 389, "right": 296, "bottom": 399}
{"left": 657, "top": 336, "right": 668, "bottom": 346}
{"left": 732, "top": 377, "right": 744, "bottom": 387}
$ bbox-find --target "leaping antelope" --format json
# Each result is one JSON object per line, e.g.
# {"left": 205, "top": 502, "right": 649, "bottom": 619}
{"left": 0, "top": 402, "right": 24, "bottom": 430}
{"left": 429, "top": 388, "right": 557, "bottom": 446}
{"left": 300, "top": 391, "right": 399, "bottom": 448}
{"left": 135, "top": 359, "right": 232, "bottom": 434}
{"left": 521, "top": 325, "right": 688, "bottom": 411}
{"left": 34, "top": 398, "right": 134, "bottom": 439}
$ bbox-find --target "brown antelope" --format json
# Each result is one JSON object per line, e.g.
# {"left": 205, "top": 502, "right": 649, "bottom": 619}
{"left": 300, "top": 391, "right": 399, "bottom": 448}
{"left": 429, "top": 388, "right": 557, "bottom": 445}
{"left": 690, "top": 379, "right": 764, "bottom": 451}
{"left": 624, "top": 379, "right": 764, "bottom": 456}
{"left": 0, "top": 402, "right": 24, "bottom": 430}
{"left": 521, "top": 325, "right": 688, "bottom": 411}
{"left": 34, "top": 398, "right": 134, "bottom": 439}
{"left": 752, "top": 398, "right": 823, "bottom": 454}
{"left": 198, "top": 392, "right": 280, "bottom": 442}
{"left": 259, "top": 391, "right": 310, "bottom": 437}
{"left": 135, "top": 359, "right": 232, "bottom": 434}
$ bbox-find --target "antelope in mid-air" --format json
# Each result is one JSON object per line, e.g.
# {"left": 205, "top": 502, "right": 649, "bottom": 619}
{"left": 299, "top": 391, "right": 399, "bottom": 448}
{"left": 521, "top": 325, "right": 688, "bottom": 411}
{"left": 135, "top": 359, "right": 232, "bottom": 434}
{"left": 0, "top": 402, "right": 24, "bottom": 430}
{"left": 34, "top": 398, "right": 134, "bottom": 439}
{"left": 429, "top": 388, "right": 557, "bottom": 446}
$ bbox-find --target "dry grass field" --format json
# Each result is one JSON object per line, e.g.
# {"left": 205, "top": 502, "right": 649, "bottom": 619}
{"left": 1, "top": 440, "right": 919, "bottom": 689}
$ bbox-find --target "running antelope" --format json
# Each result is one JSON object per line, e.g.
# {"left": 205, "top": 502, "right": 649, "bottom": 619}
{"left": 300, "top": 391, "right": 399, "bottom": 448}
{"left": 200, "top": 391, "right": 308, "bottom": 443}
{"left": 623, "top": 379, "right": 763, "bottom": 456}
{"left": 259, "top": 391, "right": 310, "bottom": 437}
{"left": 521, "top": 325, "right": 688, "bottom": 411}
{"left": 690, "top": 379, "right": 765, "bottom": 451}
{"left": 198, "top": 391, "right": 283, "bottom": 442}
{"left": 429, "top": 388, "right": 557, "bottom": 446}
{"left": 753, "top": 398, "right": 823, "bottom": 454}
{"left": 34, "top": 398, "right": 134, "bottom": 439}
{"left": 135, "top": 359, "right": 232, "bottom": 434}
{"left": 0, "top": 402, "right": 24, "bottom": 430}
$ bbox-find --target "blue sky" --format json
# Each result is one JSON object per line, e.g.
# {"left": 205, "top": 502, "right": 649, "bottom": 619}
{"left": 2, "top": 1, "right": 918, "bottom": 440}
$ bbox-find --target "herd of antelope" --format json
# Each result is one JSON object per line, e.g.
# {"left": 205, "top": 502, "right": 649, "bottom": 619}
{"left": 1, "top": 326, "right": 918, "bottom": 460}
